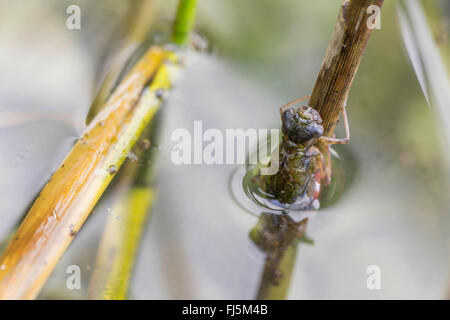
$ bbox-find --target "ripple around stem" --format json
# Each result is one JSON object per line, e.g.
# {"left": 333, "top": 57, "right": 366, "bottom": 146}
{"left": 230, "top": 139, "right": 357, "bottom": 220}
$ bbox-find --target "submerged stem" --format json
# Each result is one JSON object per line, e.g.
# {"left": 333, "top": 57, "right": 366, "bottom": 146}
{"left": 251, "top": 215, "right": 308, "bottom": 300}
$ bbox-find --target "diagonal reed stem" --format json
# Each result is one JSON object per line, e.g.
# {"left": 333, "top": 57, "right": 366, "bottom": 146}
{"left": 87, "top": 59, "right": 183, "bottom": 299}
{"left": 0, "top": 0, "right": 198, "bottom": 299}
{"left": 0, "top": 47, "right": 167, "bottom": 299}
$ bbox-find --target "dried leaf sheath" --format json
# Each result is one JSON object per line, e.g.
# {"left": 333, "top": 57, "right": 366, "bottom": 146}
{"left": 0, "top": 47, "right": 166, "bottom": 299}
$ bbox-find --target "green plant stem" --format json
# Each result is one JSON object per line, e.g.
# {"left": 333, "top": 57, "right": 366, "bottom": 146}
{"left": 172, "top": 0, "right": 198, "bottom": 46}
{"left": 250, "top": 214, "right": 308, "bottom": 300}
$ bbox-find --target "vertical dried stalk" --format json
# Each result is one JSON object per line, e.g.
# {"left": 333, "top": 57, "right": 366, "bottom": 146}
{"left": 310, "top": 0, "right": 384, "bottom": 136}
{"left": 254, "top": 0, "right": 384, "bottom": 300}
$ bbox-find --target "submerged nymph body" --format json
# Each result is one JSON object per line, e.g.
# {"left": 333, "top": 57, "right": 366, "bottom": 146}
{"left": 261, "top": 105, "right": 324, "bottom": 209}
{"left": 258, "top": 97, "right": 350, "bottom": 211}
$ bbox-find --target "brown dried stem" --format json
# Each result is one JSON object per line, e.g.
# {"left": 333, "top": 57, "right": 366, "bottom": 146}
{"left": 254, "top": 0, "right": 384, "bottom": 300}
{"left": 310, "top": 0, "right": 384, "bottom": 136}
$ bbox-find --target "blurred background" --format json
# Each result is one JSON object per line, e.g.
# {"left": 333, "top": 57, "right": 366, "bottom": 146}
{"left": 0, "top": 0, "right": 449, "bottom": 299}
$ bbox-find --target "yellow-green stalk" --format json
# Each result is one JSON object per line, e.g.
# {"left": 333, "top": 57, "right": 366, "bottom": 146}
{"left": 172, "top": 0, "right": 198, "bottom": 46}
{"left": 88, "top": 56, "right": 183, "bottom": 299}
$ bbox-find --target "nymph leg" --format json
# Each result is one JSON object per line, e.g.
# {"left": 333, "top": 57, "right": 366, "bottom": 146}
{"left": 319, "top": 104, "right": 350, "bottom": 145}
{"left": 279, "top": 95, "right": 311, "bottom": 114}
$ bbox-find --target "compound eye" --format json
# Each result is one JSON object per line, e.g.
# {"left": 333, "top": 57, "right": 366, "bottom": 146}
{"left": 306, "top": 122, "right": 324, "bottom": 139}
{"left": 281, "top": 109, "right": 297, "bottom": 135}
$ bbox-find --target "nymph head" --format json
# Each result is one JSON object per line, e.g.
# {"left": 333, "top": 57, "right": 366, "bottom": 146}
{"left": 281, "top": 106, "right": 324, "bottom": 145}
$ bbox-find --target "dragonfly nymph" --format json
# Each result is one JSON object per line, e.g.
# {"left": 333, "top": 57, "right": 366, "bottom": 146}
{"left": 258, "top": 96, "right": 350, "bottom": 212}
